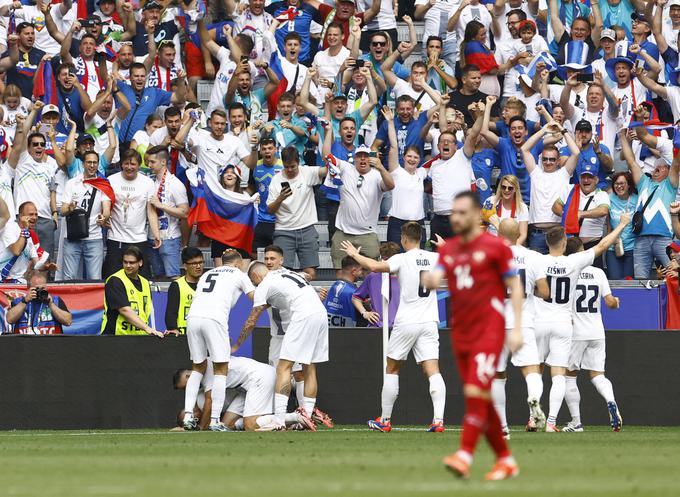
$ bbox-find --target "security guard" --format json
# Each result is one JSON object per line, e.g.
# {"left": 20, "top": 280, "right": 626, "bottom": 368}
{"left": 101, "top": 247, "right": 164, "bottom": 337}
{"left": 165, "top": 247, "right": 204, "bottom": 334}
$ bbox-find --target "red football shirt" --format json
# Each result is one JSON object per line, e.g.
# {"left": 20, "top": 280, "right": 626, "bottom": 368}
{"left": 437, "top": 232, "right": 515, "bottom": 347}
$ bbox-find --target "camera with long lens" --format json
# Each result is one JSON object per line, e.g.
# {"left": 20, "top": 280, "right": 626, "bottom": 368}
{"left": 35, "top": 288, "right": 50, "bottom": 304}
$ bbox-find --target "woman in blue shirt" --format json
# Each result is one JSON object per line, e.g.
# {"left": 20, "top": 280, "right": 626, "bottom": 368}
{"left": 607, "top": 171, "right": 638, "bottom": 279}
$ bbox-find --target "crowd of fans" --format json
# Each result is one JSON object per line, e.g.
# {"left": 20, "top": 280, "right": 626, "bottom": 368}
{"left": 2, "top": 0, "right": 680, "bottom": 302}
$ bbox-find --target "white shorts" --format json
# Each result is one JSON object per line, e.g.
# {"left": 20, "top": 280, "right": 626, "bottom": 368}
{"left": 187, "top": 316, "right": 230, "bottom": 364}
{"left": 280, "top": 312, "right": 329, "bottom": 365}
{"left": 535, "top": 321, "right": 572, "bottom": 368}
{"left": 242, "top": 365, "right": 276, "bottom": 417}
{"left": 387, "top": 322, "right": 439, "bottom": 363}
{"left": 224, "top": 389, "right": 244, "bottom": 416}
{"left": 268, "top": 335, "right": 303, "bottom": 373}
{"left": 497, "top": 327, "right": 540, "bottom": 373}
{"left": 568, "top": 339, "right": 606, "bottom": 373}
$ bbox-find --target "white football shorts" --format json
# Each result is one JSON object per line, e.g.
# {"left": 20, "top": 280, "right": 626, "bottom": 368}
{"left": 268, "top": 335, "right": 303, "bottom": 373}
{"left": 535, "top": 321, "right": 572, "bottom": 368}
{"left": 568, "top": 339, "right": 606, "bottom": 373}
{"left": 280, "top": 311, "right": 329, "bottom": 365}
{"left": 187, "top": 316, "right": 230, "bottom": 364}
{"left": 387, "top": 322, "right": 439, "bottom": 363}
{"left": 242, "top": 365, "right": 276, "bottom": 417}
{"left": 497, "top": 327, "right": 540, "bottom": 372}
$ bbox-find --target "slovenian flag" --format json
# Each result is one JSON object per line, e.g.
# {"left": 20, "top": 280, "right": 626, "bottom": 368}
{"left": 463, "top": 41, "right": 498, "bottom": 74}
{"left": 188, "top": 169, "right": 258, "bottom": 253}
{"left": 561, "top": 185, "right": 581, "bottom": 235}
{"left": 267, "top": 50, "right": 289, "bottom": 121}
{"left": 33, "top": 60, "right": 58, "bottom": 106}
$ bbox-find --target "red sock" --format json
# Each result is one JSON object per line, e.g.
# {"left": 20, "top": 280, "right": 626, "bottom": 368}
{"left": 485, "top": 401, "right": 511, "bottom": 459}
{"left": 460, "top": 396, "right": 491, "bottom": 456}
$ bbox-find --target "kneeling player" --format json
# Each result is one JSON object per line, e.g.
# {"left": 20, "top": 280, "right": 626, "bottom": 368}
{"left": 342, "top": 222, "right": 446, "bottom": 433}
{"left": 562, "top": 238, "right": 623, "bottom": 432}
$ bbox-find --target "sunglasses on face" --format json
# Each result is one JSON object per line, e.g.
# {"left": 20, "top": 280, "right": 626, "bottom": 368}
{"left": 542, "top": 157, "right": 558, "bottom": 163}
{"left": 501, "top": 185, "right": 514, "bottom": 191}
{"left": 31, "top": 141, "right": 46, "bottom": 147}
{"left": 371, "top": 41, "right": 387, "bottom": 47}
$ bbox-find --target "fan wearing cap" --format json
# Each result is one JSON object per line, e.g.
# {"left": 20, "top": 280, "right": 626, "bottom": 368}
{"left": 510, "top": 19, "right": 549, "bottom": 67}
{"left": 559, "top": 119, "right": 613, "bottom": 189}
{"left": 0, "top": 0, "right": 74, "bottom": 57}
{"left": 32, "top": 104, "right": 68, "bottom": 158}
{"left": 553, "top": 164, "right": 610, "bottom": 268}
{"left": 546, "top": 0, "right": 597, "bottom": 66}
{"left": 590, "top": 29, "right": 618, "bottom": 86}
{"left": 619, "top": 127, "right": 680, "bottom": 278}
{"left": 655, "top": 0, "right": 680, "bottom": 53}
{"left": 606, "top": 41, "right": 652, "bottom": 125}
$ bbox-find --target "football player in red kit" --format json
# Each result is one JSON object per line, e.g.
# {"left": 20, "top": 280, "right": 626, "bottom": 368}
{"left": 424, "top": 191, "right": 524, "bottom": 481}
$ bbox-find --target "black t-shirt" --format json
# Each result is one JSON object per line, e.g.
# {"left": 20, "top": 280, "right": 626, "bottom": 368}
{"left": 102, "top": 275, "right": 144, "bottom": 335}
{"left": 448, "top": 89, "right": 500, "bottom": 128}
{"left": 5, "top": 47, "right": 46, "bottom": 99}
{"left": 133, "top": 20, "right": 179, "bottom": 58}
{"left": 165, "top": 279, "right": 197, "bottom": 330}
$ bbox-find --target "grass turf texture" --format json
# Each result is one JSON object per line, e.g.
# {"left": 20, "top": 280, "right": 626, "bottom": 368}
{"left": 0, "top": 426, "right": 678, "bottom": 497}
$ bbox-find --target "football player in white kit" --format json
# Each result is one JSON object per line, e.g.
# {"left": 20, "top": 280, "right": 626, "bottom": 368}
{"left": 341, "top": 222, "right": 447, "bottom": 433}
{"left": 263, "top": 245, "right": 333, "bottom": 428}
{"left": 182, "top": 250, "right": 255, "bottom": 432}
{"left": 175, "top": 357, "right": 303, "bottom": 431}
{"left": 233, "top": 262, "right": 329, "bottom": 431}
{"left": 562, "top": 237, "right": 623, "bottom": 432}
{"left": 493, "top": 219, "right": 550, "bottom": 437}
{"left": 532, "top": 214, "right": 630, "bottom": 432}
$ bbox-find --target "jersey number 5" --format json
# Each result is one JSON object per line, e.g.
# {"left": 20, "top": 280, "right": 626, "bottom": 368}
{"left": 454, "top": 264, "right": 474, "bottom": 290}
{"left": 202, "top": 273, "right": 218, "bottom": 293}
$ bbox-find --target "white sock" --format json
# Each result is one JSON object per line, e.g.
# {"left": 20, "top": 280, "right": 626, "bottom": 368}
{"left": 591, "top": 375, "right": 616, "bottom": 404}
{"left": 274, "top": 393, "right": 289, "bottom": 425}
{"left": 303, "top": 397, "right": 316, "bottom": 415}
{"left": 234, "top": 418, "right": 244, "bottom": 431}
{"left": 183, "top": 371, "right": 203, "bottom": 420}
{"left": 547, "top": 375, "right": 566, "bottom": 425}
{"left": 428, "top": 373, "right": 446, "bottom": 421}
{"left": 210, "top": 375, "right": 227, "bottom": 424}
{"left": 564, "top": 376, "right": 581, "bottom": 424}
{"left": 525, "top": 372, "right": 543, "bottom": 403}
{"left": 381, "top": 373, "right": 399, "bottom": 421}
{"left": 284, "top": 412, "right": 300, "bottom": 425}
{"left": 491, "top": 378, "right": 507, "bottom": 429}
{"left": 296, "top": 380, "right": 305, "bottom": 407}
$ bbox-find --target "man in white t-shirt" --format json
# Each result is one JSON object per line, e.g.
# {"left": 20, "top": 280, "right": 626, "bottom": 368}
{"left": 532, "top": 218, "right": 629, "bottom": 432}
{"left": 414, "top": 0, "right": 460, "bottom": 69}
{"left": 267, "top": 146, "right": 327, "bottom": 280}
{"left": 520, "top": 121, "right": 580, "bottom": 254}
{"left": 103, "top": 148, "right": 160, "bottom": 280}
{"left": 145, "top": 145, "right": 189, "bottom": 278}
{"left": 8, "top": 122, "right": 59, "bottom": 261}
{"left": 342, "top": 221, "right": 446, "bottom": 433}
{"left": 562, "top": 237, "right": 623, "bottom": 433}
{"left": 553, "top": 164, "right": 610, "bottom": 268}
{"left": 328, "top": 145, "right": 394, "bottom": 272}
{"left": 59, "top": 150, "right": 112, "bottom": 280}
{"left": 312, "top": 23, "right": 350, "bottom": 99}
{"left": 10, "top": 0, "right": 75, "bottom": 56}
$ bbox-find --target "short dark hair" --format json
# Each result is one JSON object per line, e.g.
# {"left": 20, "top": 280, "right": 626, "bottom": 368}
{"left": 222, "top": 248, "right": 242, "bottom": 265}
{"left": 281, "top": 146, "right": 299, "bottom": 164}
{"left": 181, "top": 246, "right": 203, "bottom": 264}
{"left": 172, "top": 368, "right": 189, "bottom": 389}
{"left": 57, "top": 62, "right": 76, "bottom": 75}
{"left": 508, "top": 116, "right": 527, "bottom": 129}
{"left": 284, "top": 32, "right": 301, "bottom": 44}
{"left": 211, "top": 108, "right": 228, "bottom": 120}
{"left": 16, "top": 22, "right": 34, "bottom": 34}
{"left": 82, "top": 150, "right": 100, "bottom": 163}
{"left": 260, "top": 137, "right": 276, "bottom": 148}
{"left": 122, "top": 246, "right": 144, "bottom": 262}
{"left": 130, "top": 62, "right": 147, "bottom": 74}
{"left": 121, "top": 148, "right": 142, "bottom": 164}
{"left": 426, "top": 35, "right": 443, "bottom": 46}
{"left": 341, "top": 256, "right": 360, "bottom": 270}
{"left": 81, "top": 33, "right": 97, "bottom": 44}
{"left": 228, "top": 102, "right": 247, "bottom": 115}
{"left": 507, "top": 8, "right": 527, "bottom": 21}
{"left": 164, "top": 106, "right": 181, "bottom": 120}
{"left": 379, "top": 242, "right": 401, "bottom": 259}
{"left": 145, "top": 113, "right": 162, "bottom": 127}
{"left": 18, "top": 201, "right": 36, "bottom": 215}
{"left": 461, "top": 64, "right": 481, "bottom": 77}
{"left": 27, "top": 132, "right": 45, "bottom": 146}
{"left": 438, "top": 130, "right": 457, "bottom": 143}
{"left": 454, "top": 190, "right": 481, "bottom": 208}
{"left": 572, "top": 16, "right": 591, "bottom": 29}
{"left": 401, "top": 221, "right": 423, "bottom": 243}
{"left": 339, "top": 117, "right": 356, "bottom": 128}
{"left": 396, "top": 95, "right": 415, "bottom": 107}
{"left": 278, "top": 92, "right": 296, "bottom": 104}
{"left": 264, "top": 245, "right": 284, "bottom": 256}
{"left": 411, "top": 61, "right": 427, "bottom": 72}
{"left": 236, "top": 34, "right": 254, "bottom": 54}
{"left": 546, "top": 226, "right": 566, "bottom": 248}
{"left": 565, "top": 237, "right": 584, "bottom": 255}
{"left": 327, "top": 22, "right": 343, "bottom": 33}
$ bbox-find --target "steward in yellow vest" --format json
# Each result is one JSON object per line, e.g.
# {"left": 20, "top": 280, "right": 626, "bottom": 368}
{"left": 165, "top": 247, "right": 204, "bottom": 334}
{"left": 101, "top": 247, "right": 164, "bottom": 337}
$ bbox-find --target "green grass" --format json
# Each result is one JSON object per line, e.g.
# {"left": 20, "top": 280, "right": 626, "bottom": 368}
{"left": 0, "top": 426, "right": 678, "bottom": 497}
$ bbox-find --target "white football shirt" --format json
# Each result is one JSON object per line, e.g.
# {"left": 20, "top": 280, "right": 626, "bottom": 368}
{"left": 387, "top": 249, "right": 440, "bottom": 327}
{"left": 188, "top": 265, "right": 255, "bottom": 323}
{"left": 254, "top": 269, "right": 326, "bottom": 321}
{"left": 504, "top": 245, "right": 546, "bottom": 330}
{"left": 572, "top": 265, "right": 611, "bottom": 341}
{"left": 533, "top": 249, "right": 595, "bottom": 323}
{"left": 202, "top": 356, "right": 272, "bottom": 392}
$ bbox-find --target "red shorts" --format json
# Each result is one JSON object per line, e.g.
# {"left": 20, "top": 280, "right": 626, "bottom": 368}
{"left": 452, "top": 320, "right": 505, "bottom": 391}
{"left": 185, "top": 40, "right": 206, "bottom": 78}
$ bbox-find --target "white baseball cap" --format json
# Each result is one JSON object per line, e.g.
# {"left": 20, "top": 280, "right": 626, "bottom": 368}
{"left": 355, "top": 144, "right": 372, "bottom": 155}
{"left": 42, "top": 104, "right": 60, "bottom": 115}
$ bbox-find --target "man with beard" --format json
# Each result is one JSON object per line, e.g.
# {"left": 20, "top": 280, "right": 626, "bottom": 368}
{"left": 225, "top": 58, "right": 279, "bottom": 125}
{"left": 60, "top": 29, "right": 112, "bottom": 102}
{"left": 1, "top": 0, "right": 74, "bottom": 56}
{"left": 449, "top": 65, "right": 500, "bottom": 128}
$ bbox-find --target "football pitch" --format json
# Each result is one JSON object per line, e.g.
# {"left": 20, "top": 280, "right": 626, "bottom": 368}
{"left": 0, "top": 426, "right": 678, "bottom": 497}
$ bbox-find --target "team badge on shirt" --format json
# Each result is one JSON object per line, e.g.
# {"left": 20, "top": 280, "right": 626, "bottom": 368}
{"left": 473, "top": 251, "right": 486, "bottom": 263}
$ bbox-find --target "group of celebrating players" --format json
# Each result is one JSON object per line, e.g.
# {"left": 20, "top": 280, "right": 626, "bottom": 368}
{"left": 175, "top": 189, "right": 627, "bottom": 482}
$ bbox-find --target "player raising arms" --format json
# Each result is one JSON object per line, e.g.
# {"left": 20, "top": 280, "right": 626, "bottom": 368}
{"left": 341, "top": 221, "right": 447, "bottom": 433}
{"left": 423, "top": 191, "right": 524, "bottom": 481}
{"left": 233, "top": 262, "right": 329, "bottom": 431}
{"left": 562, "top": 237, "right": 623, "bottom": 432}
{"left": 494, "top": 219, "right": 550, "bottom": 437}
{"left": 182, "top": 250, "right": 255, "bottom": 432}
{"left": 532, "top": 215, "right": 630, "bottom": 432}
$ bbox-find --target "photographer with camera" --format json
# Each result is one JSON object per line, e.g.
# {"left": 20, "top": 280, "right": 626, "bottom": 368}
{"left": 6, "top": 271, "right": 72, "bottom": 334}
